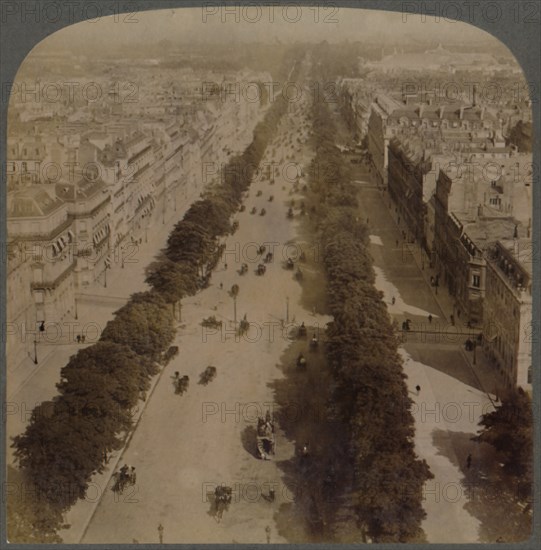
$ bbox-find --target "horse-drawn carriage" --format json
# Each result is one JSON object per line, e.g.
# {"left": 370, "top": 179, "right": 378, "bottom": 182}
{"left": 200, "top": 366, "right": 217, "bottom": 385}
{"left": 256, "top": 263, "right": 266, "bottom": 276}
{"left": 263, "top": 252, "right": 273, "bottom": 264}
{"left": 213, "top": 485, "right": 233, "bottom": 522}
{"left": 173, "top": 372, "right": 190, "bottom": 395}
{"left": 238, "top": 263, "right": 248, "bottom": 275}
{"left": 112, "top": 464, "right": 136, "bottom": 494}
{"left": 201, "top": 316, "right": 223, "bottom": 329}
{"left": 256, "top": 414, "right": 276, "bottom": 460}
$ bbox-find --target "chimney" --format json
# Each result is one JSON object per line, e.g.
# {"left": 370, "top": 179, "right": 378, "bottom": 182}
{"left": 419, "top": 104, "right": 424, "bottom": 118}
{"left": 473, "top": 84, "right": 478, "bottom": 106}
{"left": 481, "top": 106, "right": 485, "bottom": 120}
{"left": 439, "top": 105, "right": 445, "bottom": 119}
{"left": 459, "top": 106, "right": 464, "bottom": 119}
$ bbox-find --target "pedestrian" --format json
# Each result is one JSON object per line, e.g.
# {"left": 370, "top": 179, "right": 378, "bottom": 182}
{"left": 269, "top": 488, "right": 276, "bottom": 502}
{"left": 415, "top": 385, "right": 421, "bottom": 395}
{"left": 265, "top": 526, "right": 271, "bottom": 544}
{"left": 158, "top": 523, "right": 164, "bottom": 544}
{"left": 219, "top": 282, "right": 223, "bottom": 289}
{"left": 450, "top": 314, "right": 455, "bottom": 326}
{"left": 76, "top": 334, "right": 81, "bottom": 344}
{"left": 395, "top": 239, "right": 399, "bottom": 248}
{"left": 391, "top": 296, "right": 396, "bottom": 305}
{"left": 428, "top": 314, "right": 433, "bottom": 324}
{"left": 430, "top": 276, "right": 435, "bottom": 286}
{"left": 466, "top": 453, "right": 472, "bottom": 469}
{"left": 81, "top": 334, "right": 86, "bottom": 344}
{"left": 224, "top": 263, "right": 228, "bottom": 270}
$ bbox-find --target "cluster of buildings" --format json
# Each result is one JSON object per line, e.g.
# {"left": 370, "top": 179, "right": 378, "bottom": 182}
{"left": 340, "top": 60, "right": 533, "bottom": 392}
{"left": 6, "top": 55, "right": 270, "bottom": 368}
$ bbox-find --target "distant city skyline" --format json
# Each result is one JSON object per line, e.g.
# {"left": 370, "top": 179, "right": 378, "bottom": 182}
{"left": 37, "top": 7, "right": 503, "bottom": 53}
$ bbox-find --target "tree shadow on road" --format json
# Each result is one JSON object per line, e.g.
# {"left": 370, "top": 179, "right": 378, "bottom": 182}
{"left": 404, "top": 345, "right": 483, "bottom": 392}
{"left": 267, "top": 337, "right": 355, "bottom": 543}
{"left": 431, "top": 428, "right": 532, "bottom": 543}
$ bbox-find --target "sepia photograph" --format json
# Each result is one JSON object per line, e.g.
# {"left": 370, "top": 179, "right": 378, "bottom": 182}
{"left": 2, "top": 2, "right": 537, "bottom": 545}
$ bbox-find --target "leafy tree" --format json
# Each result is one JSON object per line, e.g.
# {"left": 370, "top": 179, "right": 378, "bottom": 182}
{"left": 57, "top": 341, "right": 152, "bottom": 411}
{"left": 475, "top": 388, "right": 533, "bottom": 478}
{"left": 6, "top": 466, "right": 65, "bottom": 543}
{"left": 166, "top": 220, "right": 214, "bottom": 277}
{"left": 101, "top": 292, "right": 175, "bottom": 360}
{"left": 146, "top": 258, "right": 199, "bottom": 320}
{"left": 12, "top": 400, "right": 110, "bottom": 509}
{"left": 306, "top": 82, "right": 433, "bottom": 542}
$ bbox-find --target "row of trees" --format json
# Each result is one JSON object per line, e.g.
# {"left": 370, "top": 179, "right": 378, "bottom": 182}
{"left": 10, "top": 56, "right": 299, "bottom": 542}
{"left": 307, "top": 56, "right": 433, "bottom": 542}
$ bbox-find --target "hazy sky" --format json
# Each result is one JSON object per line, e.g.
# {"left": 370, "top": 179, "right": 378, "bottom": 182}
{"left": 38, "top": 7, "right": 498, "bottom": 51}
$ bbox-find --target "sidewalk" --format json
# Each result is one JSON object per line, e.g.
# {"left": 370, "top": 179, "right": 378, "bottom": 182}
{"left": 369, "top": 170, "right": 503, "bottom": 403}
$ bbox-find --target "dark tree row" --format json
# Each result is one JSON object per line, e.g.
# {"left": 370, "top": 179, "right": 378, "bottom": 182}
{"left": 10, "top": 55, "right": 299, "bottom": 543}
{"left": 307, "top": 71, "right": 433, "bottom": 542}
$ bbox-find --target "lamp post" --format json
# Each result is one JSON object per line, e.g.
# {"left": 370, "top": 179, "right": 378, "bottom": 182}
{"left": 74, "top": 296, "right": 78, "bottom": 320}
{"left": 230, "top": 284, "right": 239, "bottom": 328}
{"left": 473, "top": 340, "right": 477, "bottom": 365}
{"left": 33, "top": 336, "right": 38, "bottom": 364}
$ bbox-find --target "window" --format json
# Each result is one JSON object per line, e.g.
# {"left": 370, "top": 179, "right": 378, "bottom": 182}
{"left": 472, "top": 274, "right": 480, "bottom": 288}
{"left": 527, "top": 366, "right": 532, "bottom": 384}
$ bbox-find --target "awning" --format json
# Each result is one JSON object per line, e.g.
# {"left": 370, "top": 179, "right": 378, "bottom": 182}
{"left": 67, "top": 230, "right": 75, "bottom": 242}
{"left": 57, "top": 238, "right": 65, "bottom": 251}
{"left": 51, "top": 243, "right": 58, "bottom": 256}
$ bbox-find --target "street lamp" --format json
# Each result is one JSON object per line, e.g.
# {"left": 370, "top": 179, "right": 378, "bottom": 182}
{"left": 230, "top": 284, "right": 239, "bottom": 328}
{"left": 33, "top": 336, "right": 38, "bottom": 364}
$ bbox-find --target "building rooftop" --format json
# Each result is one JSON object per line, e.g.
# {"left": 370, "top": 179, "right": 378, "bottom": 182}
{"left": 498, "top": 238, "right": 533, "bottom": 277}
{"left": 7, "top": 186, "right": 65, "bottom": 218}
{"left": 55, "top": 177, "right": 107, "bottom": 201}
